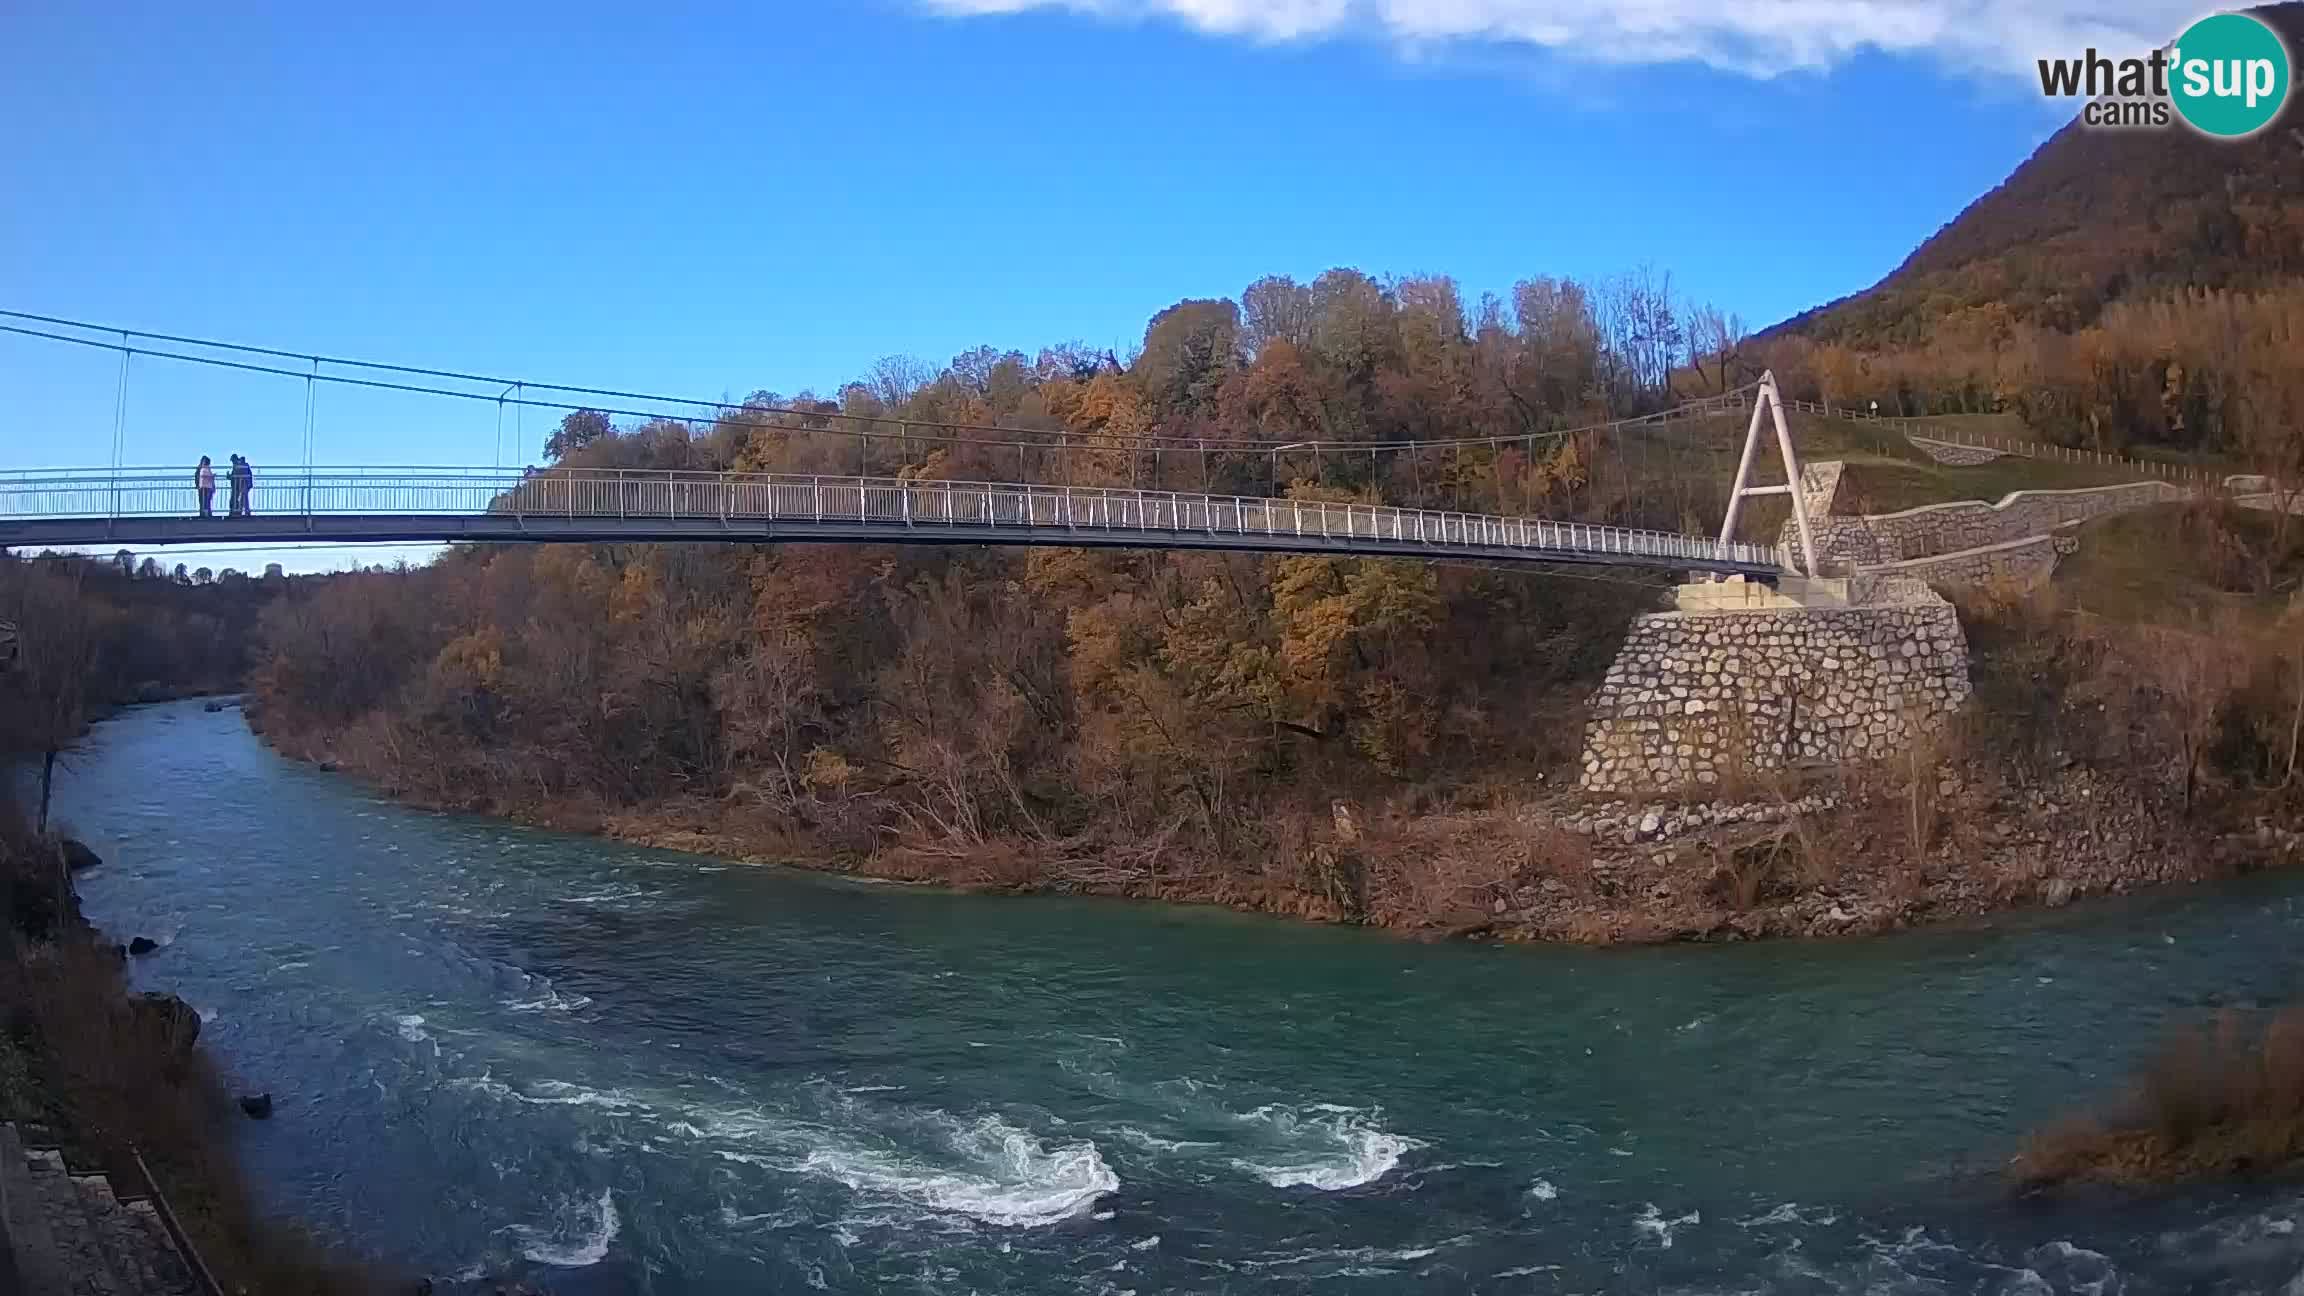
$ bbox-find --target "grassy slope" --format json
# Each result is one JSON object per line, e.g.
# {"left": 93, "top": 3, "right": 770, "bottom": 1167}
{"left": 1834, "top": 453, "right": 2146, "bottom": 517}
{"left": 1673, "top": 409, "right": 2183, "bottom": 543}
{"left": 2051, "top": 503, "right": 2304, "bottom": 627}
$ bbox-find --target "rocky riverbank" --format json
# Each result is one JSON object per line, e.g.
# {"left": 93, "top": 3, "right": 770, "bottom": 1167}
{"left": 256, "top": 704, "right": 2296, "bottom": 947}
{"left": 1493, "top": 766, "right": 2285, "bottom": 943}
{"left": 0, "top": 817, "right": 389, "bottom": 1293}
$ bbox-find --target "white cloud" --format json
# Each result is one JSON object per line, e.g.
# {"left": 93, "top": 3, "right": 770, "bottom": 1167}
{"left": 920, "top": 0, "right": 2203, "bottom": 81}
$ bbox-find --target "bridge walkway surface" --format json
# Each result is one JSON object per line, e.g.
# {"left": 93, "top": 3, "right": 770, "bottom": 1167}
{"left": 0, "top": 469, "right": 1784, "bottom": 578}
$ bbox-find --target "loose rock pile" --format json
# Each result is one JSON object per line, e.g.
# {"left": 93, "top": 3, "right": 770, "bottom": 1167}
{"left": 1552, "top": 794, "right": 1836, "bottom": 844}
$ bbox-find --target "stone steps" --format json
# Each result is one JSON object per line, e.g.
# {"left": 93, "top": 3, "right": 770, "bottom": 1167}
{"left": 0, "top": 1125, "right": 203, "bottom": 1296}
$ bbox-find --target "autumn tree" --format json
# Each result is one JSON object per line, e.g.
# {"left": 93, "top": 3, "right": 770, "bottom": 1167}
{"left": 1308, "top": 268, "right": 1395, "bottom": 385}
{"left": 545, "top": 408, "right": 614, "bottom": 460}
{"left": 0, "top": 563, "right": 99, "bottom": 833}
{"left": 1687, "top": 304, "right": 1748, "bottom": 392}
{"left": 1240, "top": 275, "right": 1314, "bottom": 359}
{"left": 863, "top": 354, "right": 937, "bottom": 408}
{"left": 1137, "top": 299, "right": 1240, "bottom": 415}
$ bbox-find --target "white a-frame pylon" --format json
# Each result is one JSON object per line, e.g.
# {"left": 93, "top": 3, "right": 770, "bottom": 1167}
{"left": 1716, "top": 370, "right": 1819, "bottom": 576}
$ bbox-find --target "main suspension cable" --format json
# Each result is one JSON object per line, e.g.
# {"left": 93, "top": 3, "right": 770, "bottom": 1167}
{"left": 0, "top": 309, "right": 1759, "bottom": 457}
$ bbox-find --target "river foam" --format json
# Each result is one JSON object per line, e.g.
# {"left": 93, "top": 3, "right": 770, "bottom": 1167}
{"left": 797, "top": 1112, "right": 1118, "bottom": 1228}
{"left": 505, "top": 981, "right": 594, "bottom": 1014}
{"left": 1633, "top": 1203, "right": 1700, "bottom": 1249}
{"left": 452, "top": 1073, "right": 644, "bottom": 1112}
{"left": 1228, "top": 1103, "right": 1417, "bottom": 1191}
{"left": 657, "top": 1091, "right": 1122, "bottom": 1230}
{"left": 509, "top": 1187, "right": 618, "bottom": 1267}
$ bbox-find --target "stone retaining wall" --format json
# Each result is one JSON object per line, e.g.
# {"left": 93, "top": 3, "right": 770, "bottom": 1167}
{"left": 1795, "top": 460, "right": 1843, "bottom": 520}
{"left": 1907, "top": 435, "right": 2009, "bottom": 466}
{"left": 1850, "top": 534, "right": 2073, "bottom": 594}
{"left": 1577, "top": 591, "right": 1971, "bottom": 793}
{"left": 1781, "top": 477, "right": 2182, "bottom": 569}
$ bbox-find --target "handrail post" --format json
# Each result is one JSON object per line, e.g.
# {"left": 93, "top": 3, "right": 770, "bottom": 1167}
{"left": 130, "top": 1149, "right": 226, "bottom": 1296}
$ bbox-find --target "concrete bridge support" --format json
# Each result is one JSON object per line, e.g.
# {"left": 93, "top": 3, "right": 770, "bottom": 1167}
{"left": 1576, "top": 579, "right": 1971, "bottom": 794}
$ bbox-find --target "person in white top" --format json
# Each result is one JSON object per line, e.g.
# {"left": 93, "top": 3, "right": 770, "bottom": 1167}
{"left": 195, "top": 455, "right": 216, "bottom": 518}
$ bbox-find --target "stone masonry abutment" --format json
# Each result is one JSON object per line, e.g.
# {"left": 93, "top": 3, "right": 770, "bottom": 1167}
{"left": 1576, "top": 582, "right": 1971, "bottom": 794}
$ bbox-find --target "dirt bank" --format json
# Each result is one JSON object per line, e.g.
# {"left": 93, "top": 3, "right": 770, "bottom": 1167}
{"left": 256, "top": 714, "right": 2295, "bottom": 946}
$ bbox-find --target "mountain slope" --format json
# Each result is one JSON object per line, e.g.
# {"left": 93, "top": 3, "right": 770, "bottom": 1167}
{"left": 1772, "top": 1, "right": 2304, "bottom": 347}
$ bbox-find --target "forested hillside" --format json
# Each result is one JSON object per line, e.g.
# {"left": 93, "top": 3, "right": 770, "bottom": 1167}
{"left": 1773, "top": 2, "right": 2304, "bottom": 349}
{"left": 244, "top": 247, "right": 2304, "bottom": 929}
{"left": 0, "top": 553, "right": 280, "bottom": 828}
{"left": 248, "top": 266, "right": 1756, "bottom": 924}
{"left": 1754, "top": 2, "right": 2304, "bottom": 472}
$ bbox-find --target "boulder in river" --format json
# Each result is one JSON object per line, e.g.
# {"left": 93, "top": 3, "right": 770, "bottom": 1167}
{"left": 130, "top": 993, "right": 202, "bottom": 1064}
{"left": 58, "top": 839, "right": 101, "bottom": 872}
{"left": 237, "top": 1093, "right": 273, "bottom": 1120}
{"left": 127, "top": 936, "right": 159, "bottom": 956}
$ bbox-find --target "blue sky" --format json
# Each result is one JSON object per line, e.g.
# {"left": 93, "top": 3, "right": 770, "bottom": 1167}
{"left": 0, "top": 1, "right": 2182, "bottom": 567}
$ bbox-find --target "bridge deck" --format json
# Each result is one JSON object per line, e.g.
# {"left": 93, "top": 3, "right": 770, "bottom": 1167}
{"left": 0, "top": 469, "right": 1782, "bottom": 577}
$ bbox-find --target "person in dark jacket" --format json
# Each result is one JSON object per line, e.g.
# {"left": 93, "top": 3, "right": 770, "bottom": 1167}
{"left": 229, "top": 455, "right": 255, "bottom": 516}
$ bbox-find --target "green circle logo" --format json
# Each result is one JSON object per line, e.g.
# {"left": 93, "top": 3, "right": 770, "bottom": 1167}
{"left": 2170, "top": 12, "right": 2291, "bottom": 138}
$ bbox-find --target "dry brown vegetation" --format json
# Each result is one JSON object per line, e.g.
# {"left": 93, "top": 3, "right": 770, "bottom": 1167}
{"left": 247, "top": 530, "right": 1656, "bottom": 930}
{"left": 2016, "top": 1006, "right": 2304, "bottom": 1191}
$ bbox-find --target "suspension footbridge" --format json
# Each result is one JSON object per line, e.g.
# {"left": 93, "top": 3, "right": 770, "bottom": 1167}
{"left": 0, "top": 311, "right": 1817, "bottom": 578}
{"left": 0, "top": 468, "right": 1782, "bottom": 575}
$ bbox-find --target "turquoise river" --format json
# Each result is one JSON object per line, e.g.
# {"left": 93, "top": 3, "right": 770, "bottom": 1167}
{"left": 45, "top": 700, "right": 2304, "bottom": 1293}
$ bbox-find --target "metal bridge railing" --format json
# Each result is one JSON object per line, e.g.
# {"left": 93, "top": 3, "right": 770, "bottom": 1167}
{"left": 0, "top": 467, "right": 1779, "bottom": 568}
